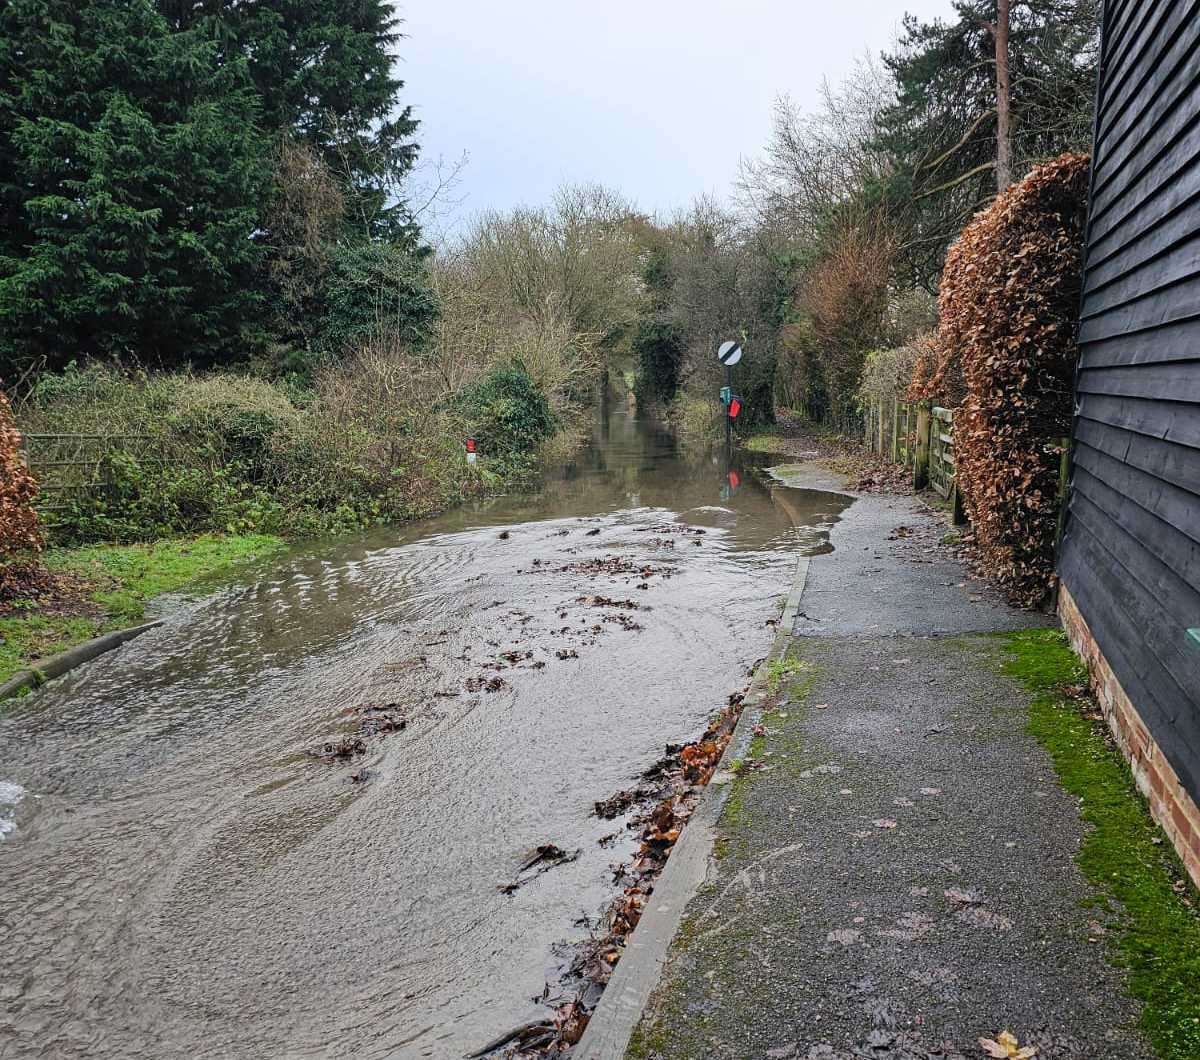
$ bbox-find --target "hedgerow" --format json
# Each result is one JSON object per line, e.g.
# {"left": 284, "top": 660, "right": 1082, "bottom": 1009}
{"left": 911, "top": 152, "right": 1089, "bottom": 607}
{"left": 0, "top": 389, "right": 42, "bottom": 594}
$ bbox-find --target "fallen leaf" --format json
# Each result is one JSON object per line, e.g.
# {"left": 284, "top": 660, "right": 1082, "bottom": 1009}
{"left": 979, "top": 1030, "right": 1037, "bottom": 1058}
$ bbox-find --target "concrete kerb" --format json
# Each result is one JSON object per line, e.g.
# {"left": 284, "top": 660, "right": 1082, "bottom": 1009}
{"left": 0, "top": 620, "right": 163, "bottom": 703}
{"left": 572, "top": 553, "right": 812, "bottom": 1060}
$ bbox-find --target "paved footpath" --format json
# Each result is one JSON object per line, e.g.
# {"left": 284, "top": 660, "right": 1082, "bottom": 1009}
{"left": 625, "top": 464, "right": 1152, "bottom": 1060}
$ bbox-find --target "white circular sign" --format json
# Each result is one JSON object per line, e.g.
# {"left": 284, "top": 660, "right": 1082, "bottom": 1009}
{"left": 717, "top": 341, "right": 743, "bottom": 366}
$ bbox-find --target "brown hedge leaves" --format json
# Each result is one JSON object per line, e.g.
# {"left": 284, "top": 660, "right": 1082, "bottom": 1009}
{"left": 0, "top": 389, "right": 42, "bottom": 563}
{"left": 911, "top": 153, "right": 1090, "bottom": 608}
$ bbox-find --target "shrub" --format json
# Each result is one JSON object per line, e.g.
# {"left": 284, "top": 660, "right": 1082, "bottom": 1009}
{"left": 857, "top": 339, "right": 926, "bottom": 412}
{"left": 314, "top": 242, "right": 437, "bottom": 358}
{"left": 912, "top": 152, "right": 1090, "bottom": 607}
{"left": 0, "top": 390, "right": 42, "bottom": 563}
{"left": 634, "top": 319, "right": 684, "bottom": 403}
{"left": 458, "top": 365, "right": 556, "bottom": 460}
{"left": 798, "top": 221, "right": 895, "bottom": 430}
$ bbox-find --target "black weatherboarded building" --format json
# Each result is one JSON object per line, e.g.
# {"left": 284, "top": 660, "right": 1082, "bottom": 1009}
{"left": 1058, "top": 0, "right": 1200, "bottom": 873}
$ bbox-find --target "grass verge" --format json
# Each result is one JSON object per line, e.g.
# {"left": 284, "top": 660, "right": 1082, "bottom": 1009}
{"left": 0, "top": 533, "right": 284, "bottom": 686}
{"left": 1002, "top": 628, "right": 1200, "bottom": 1060}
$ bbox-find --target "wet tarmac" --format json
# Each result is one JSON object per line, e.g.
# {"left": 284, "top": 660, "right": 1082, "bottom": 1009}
{"left": 0, "top": 407, "right": 851, "bottom": 1060}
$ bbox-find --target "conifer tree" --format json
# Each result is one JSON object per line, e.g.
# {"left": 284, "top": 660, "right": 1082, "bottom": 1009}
{"left": 159, "top": 0, "right": 422, "bottom": 243}
{"left": 0, "top": 0, "right": 270, "bottom": 372}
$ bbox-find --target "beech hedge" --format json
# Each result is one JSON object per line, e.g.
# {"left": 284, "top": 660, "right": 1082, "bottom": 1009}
{"left": 910, "top": 153, "right": 1090, "bottom": 608}
{"left": 0, "top": 389, "right": 42, "bottom": 567}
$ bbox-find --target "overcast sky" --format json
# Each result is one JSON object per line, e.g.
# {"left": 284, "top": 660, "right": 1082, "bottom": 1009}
{"left": 396, "top": 1, "right": 958, "bottom": 236}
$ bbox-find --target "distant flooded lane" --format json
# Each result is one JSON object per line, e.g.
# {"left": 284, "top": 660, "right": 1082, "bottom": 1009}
{"left": 0, "top": 410, "right": 852, "bottom": 1060}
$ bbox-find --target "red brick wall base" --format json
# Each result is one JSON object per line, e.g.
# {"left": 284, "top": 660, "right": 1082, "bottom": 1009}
{"left": 1058, "top": 585, "right": 1200, "bottom": 889}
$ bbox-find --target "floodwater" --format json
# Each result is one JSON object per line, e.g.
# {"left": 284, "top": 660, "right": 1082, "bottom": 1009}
{"left": 0, "top": 405, "right": 852, "bottom": 1060}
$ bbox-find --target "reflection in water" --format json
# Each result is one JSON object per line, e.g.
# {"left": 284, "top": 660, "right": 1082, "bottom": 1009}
{"left": 0, "top": 406, "right": 851, "bottom": 1060}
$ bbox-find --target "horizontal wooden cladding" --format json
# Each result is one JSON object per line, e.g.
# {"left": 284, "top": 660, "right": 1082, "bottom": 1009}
{"left": 1077, "top": 315, "right": 1200, "bottom": 370}
{"left": 1088, "top": 139, "right": 1200, "bottom": 263}
{"left": 1085, "top": 183, "right": 1200, "bottom": 293}
{"left": 1063, "top": 0, "right": 1200, "bottom": 809}
{"left": 1077, "top": 359, "right": 1200, "bottom": 403}
{"left": 1062, "top": 488, "right": 1200, "bottom": 707}
{"left": 1076, "top": 391, "right": 1200, "bottom": 450}
{"left": 1073, "top": 438, "right": 1200, "bottom": 554}
{"left": 1070, "top": 466, "right": 1200, "bottom": 657}
{"left": 1083, "top": 225, "right": 1200, "bottom": 314}
{"left": 1077, "top": 271, "right": 1200, "bottom": 343}
{"left": 1097, "top": 0, "right": 1169, "bottom": 103}
{"left": 1075, "top": 416, "right": 1200, "bottom": 499}
{"left": 1090, "top": 106, "right": 1200, "bottom": 238}
{"left": 1093, "top": 0, "right": 1200, "bottom": 174}
{"left": 1060, "top": 517, "right": 1200, "bottom": 795}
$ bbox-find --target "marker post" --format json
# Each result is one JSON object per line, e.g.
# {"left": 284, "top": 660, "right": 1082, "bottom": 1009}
{"left": 716, "top": 341, "right": 744, "bottom": 452}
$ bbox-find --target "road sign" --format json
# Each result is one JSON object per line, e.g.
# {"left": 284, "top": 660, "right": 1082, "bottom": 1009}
{"left": 717, "top": 341, "right": 743, "bottom": 366}
{"left": 728, "top": 395, "right": 742, "bottom": 419}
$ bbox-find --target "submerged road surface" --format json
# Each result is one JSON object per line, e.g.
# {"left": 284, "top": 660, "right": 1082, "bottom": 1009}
{"left": 0, "top": 409, "right": 851, "bottom": 1059}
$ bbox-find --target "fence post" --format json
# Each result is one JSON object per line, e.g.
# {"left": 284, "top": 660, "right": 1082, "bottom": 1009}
{"left": 913, "top": 403, "right": 931, "bottom": 490}
{"left": 891, "top": 397, "right": 900, "bottom": 463}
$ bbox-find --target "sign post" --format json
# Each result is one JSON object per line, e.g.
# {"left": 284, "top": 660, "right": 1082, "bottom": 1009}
{"left": 717, "top": 341, "right": 743, "bottom": 448}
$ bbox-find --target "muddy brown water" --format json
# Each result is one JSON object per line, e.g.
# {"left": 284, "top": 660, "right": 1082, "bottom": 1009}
{"left": 0, "top": 408, "right": 851, "bottom": 1060}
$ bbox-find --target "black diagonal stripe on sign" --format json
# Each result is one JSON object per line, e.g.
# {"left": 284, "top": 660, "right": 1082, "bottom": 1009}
{"left": 721, "top": 344, "right": 740, "bottom": 364}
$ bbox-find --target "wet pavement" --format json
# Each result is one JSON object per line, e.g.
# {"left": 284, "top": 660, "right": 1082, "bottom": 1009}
{"left": 0, "top": 409, "right": 851, "bottom": 1060}
{"left": 629, "top": 469, "right": 1151, "bottom": 1060}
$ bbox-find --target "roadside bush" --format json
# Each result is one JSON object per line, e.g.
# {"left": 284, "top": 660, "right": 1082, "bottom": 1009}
{"left": 913, "top": 152, "right": 1090, "bottom": 607}
{"left": 17, "top": 354, "right": 566, "bottom": 544}
{"left": 780, "top": 221, "right": 896, "bottom": 431}
{"left": 857, "top": 338, "right": 928, "bottom": 413}
{"left": 457, "top": 365, "right": 556, "bottom": 475}
{"left": 634, "top": 320, "right": 684, "bottom": 404}
{"left": 0, "top": 389, "right": 42, "bottom": 566}
{"left": 314, "top": 242, "right": 437, "bottom": 358}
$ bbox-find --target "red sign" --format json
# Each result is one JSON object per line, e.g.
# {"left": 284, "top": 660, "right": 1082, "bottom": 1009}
{"left": 465, "top": 438, "right": 477, "bottom": 453}
{"left": 728, "top": 397, "right": 742, "bottom": 419}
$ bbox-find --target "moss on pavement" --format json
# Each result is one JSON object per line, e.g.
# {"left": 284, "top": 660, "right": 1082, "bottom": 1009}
{"left": 1002, "top": 628, "right": 1200, "bottom": 1060}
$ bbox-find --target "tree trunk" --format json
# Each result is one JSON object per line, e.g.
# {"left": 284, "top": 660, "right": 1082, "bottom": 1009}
{"left": 995, "top": 0, "right": 1012, "bottom": 192}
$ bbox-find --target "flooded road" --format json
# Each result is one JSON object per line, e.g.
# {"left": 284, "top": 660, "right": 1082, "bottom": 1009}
{"left": 0, "top": 407, "right": 851, "bottom": 1060}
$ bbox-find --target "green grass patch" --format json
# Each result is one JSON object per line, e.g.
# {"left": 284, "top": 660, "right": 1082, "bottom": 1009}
{"left": 740, "top": 429, "right": 787, "bottom": 454}
{"left": 48, "top": 533, "right": 283, "bottom": 625}
{"left": 1001, "top": 628, "right": 1200, "bottom": 1060}
{"left": 0, "top": 533, "right": 284, "bottom": 686}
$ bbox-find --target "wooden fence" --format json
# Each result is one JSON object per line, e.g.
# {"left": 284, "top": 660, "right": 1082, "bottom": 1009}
{"left": 863, "top": 398, "right": 967, "bottom": 524}
{"left": 19, "top": 433, "right": 160, "bottom": 520}
{"left": 863, "top": 398, "right": 1071, "bottom": 533}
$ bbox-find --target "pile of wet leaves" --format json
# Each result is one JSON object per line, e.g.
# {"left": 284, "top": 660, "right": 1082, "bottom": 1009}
{"left": 310, "top": 703, "right": 410, "bottom": 765}
{"left": 575, "top": 595, "right": 645, "bottom": 611}
{"left": 534, "top": 555, "right": 676, "bottom": 582}
{"left": 631, "top": 523, "right": 706, "bottom": 537}
{"left": 479, "top": 687, "right": 750, "bottom": 1058}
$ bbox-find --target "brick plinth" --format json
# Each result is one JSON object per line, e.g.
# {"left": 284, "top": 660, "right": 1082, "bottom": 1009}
{"left": 1059, "top": 585, "right": 1200, "bottom": 889}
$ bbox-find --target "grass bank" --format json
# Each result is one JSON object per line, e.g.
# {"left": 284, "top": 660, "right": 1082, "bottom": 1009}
{"left": 1002, "top": 628, "right": 1200, "bottom": 1060}
{"left": 0, "top": 533, "right": 284, "bottom": 687}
